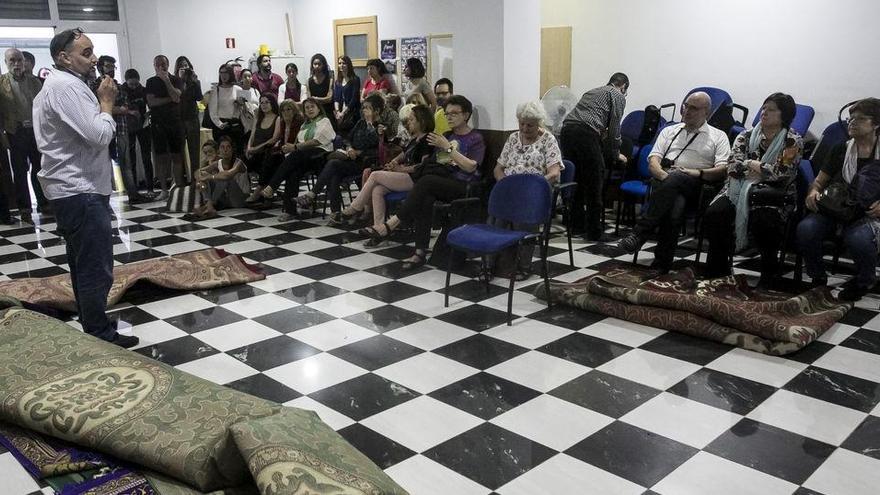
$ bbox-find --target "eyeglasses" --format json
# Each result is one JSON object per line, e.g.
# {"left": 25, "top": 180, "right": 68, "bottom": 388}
{"left": 681, "top": 102, "right": 708, "bottom": 112}
{"left": 446, "top": 110, "right": 464, "bottom": 116}
{"left": 848, "top": 116, "right": 872, "bottom": 124}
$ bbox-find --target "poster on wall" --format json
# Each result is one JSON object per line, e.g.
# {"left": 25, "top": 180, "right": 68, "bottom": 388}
{"left": 400, "top": 36, "right": 427, "bottom": 68}
{"left": 380, "top": 39, "right": 397, "bottom": 75}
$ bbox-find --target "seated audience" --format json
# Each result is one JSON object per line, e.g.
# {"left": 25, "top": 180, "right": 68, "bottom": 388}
{"left": 278, "top": 62, "right": 302, "bottom": 102}
{"left": 703, "top": 93, "right": 803, "bottom": 285}
{"left": 296, "top": 92, "right": 383, "bottom": 218}
{"left": 333, "top": 104, "right": 436, "bottom": 246}
{"left": 260, "top": 97, "right": 336, "bottom": 221}
{"left": 252, "top": 54, "right": 284, "bottom": 99}
{"left": 618, "top": 91, "right": 731, "bottom": 273}
{"left": 244, "top": 94, "right": 281, "bottom": 201}
{"left": 334, "top": 55, "right": 361, "bottom": 134}
{"left": 194, "top": 139, "right": 218, "bottom": 200}
{"left": 490, "top": 101, "right": 562, "bottom": 279}
{"left": 434, "top": 78, "right": 453, "bottom": 135}
{"left": 797, "top": 97, "right": 880, "bottom": 301}
{"left": 402, "top": 58, "right": 436, "bottom": 109}
{"left": 362, "top": 59, "right": 395, "bottom": 98}
{"left": 203, "top": 64, "right": 245, "bottom": 154}
{"left": 367, "top": 95, "right": 485, "bottom": 269}
{"left": 194, "top": 136, "right": 248, "bottom": 218}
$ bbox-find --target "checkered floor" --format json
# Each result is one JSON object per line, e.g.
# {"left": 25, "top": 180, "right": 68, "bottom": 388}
{"left": 3, "top": 195, "right": 880, "bottom": 495}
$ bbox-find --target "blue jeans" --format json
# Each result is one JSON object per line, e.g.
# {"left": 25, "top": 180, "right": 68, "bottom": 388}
{"left": 796, "top": 213, "right": 878, "bottom": 287}
{"left": 52, "top": 193, "right": 116, "bottom": 341}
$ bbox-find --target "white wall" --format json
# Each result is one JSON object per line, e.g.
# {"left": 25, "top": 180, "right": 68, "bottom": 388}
{"left": 503, "top": 0, "right": 541, "bottom": 129}
{"left": 124, "top": 0, "right": 162, "bottom": 79}
{"left": 289, "top": 0, "right": 507, "bottom": 129}
{"left": 542, "top": 0, "right": 880, "bottom": 137}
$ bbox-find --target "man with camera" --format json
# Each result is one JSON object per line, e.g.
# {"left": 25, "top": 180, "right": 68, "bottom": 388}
{"left": 618, "top": 91, "right": 730, "bottom": 272}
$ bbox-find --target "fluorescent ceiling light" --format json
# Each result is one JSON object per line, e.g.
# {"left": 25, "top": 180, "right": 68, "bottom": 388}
{"left": 82, "top": 7, "right": 94, "bottom": 12}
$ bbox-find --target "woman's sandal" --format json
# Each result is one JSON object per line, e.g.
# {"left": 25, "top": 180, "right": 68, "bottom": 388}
{"left": 328, "top": 209, "right": 359, "bottom": 226}
{"left": 401, "top": 251, "right": 427, "bottom": 271}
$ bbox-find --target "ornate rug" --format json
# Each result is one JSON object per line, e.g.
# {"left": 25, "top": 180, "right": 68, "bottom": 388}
{"left": 534, "top": 263, "right": 852, "bottom": 355}
{"left": 0, "top": 304, "right": 408, "bottom": 494}
{"left": 0, "top": 248, "right": 264, "bottom": 313}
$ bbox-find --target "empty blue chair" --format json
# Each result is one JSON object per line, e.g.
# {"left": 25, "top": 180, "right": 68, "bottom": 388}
{"left": 444, "top": 174, "right": 554, "bottom": 325}
{"left": 615, "top": 145, "right": 653, "bottom": 235}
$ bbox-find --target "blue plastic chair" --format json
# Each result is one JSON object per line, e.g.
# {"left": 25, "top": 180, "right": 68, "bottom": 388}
{"left": 615, "top": 145, "right": 653, "bottom": 235}
{"left": 685, "top": 86, "right": 749, "bottom": 139}
{"left": 809, "top": 121, "right": 849, "bottom": 175}
{"left": 546, "top": 159, "right": 577, "bottom": 266}
{"left": 743, "top": 104, "right": 815, "bottom": 138}
{"left": 444, "top": 174, "right": 554, "bottom": 325}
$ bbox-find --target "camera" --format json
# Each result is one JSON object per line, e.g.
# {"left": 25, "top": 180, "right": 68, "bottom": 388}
{"left": 660, "top": 157, "right": 674, "bottom": 169}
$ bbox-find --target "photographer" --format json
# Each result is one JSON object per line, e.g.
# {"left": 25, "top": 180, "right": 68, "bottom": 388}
{"left": 174, "top": 56, "right": 202, "bottom": 182}
{"left": 618, "top": 92, "right": 731, "bottom": 273}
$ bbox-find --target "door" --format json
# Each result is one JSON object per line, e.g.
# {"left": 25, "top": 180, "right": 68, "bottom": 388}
{"left": 540, "top": 26, "right": 572, "bottom": 96}
{"left": 333, "top": 15, "right": 378, "bottom": 84}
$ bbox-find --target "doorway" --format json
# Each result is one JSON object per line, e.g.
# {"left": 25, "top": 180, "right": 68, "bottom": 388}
{"left": 333, "top": 15, "right": 378, "bottom": 84}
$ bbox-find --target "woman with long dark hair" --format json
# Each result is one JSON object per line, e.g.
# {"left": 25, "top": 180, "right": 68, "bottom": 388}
{"left": 278, "top": 62, "right": 302, "bottom": 102}
{"left": 334, "top": 55, "right": 361, "bottom": 133}
{"left": 362, "top": 58, "right": 395, "bottom": 99}
{"left": 244, "top": 94, "right": 281, "bottom": 201}
{"left": 403, "top": 57, "right": 436, "bottom": 110}
{"left": 174, "top": 56, "right": 203, "bottom": 182}
{"left": 305, "top": 53, "right": 336, "bottom": 130}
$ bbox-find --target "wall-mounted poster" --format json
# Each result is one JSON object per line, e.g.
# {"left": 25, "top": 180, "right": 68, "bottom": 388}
{"left": 400, "top": 36, "right": 427, "bottom": 66}
{"left": 381, "top": 39, "right": 397, "bottom": 60}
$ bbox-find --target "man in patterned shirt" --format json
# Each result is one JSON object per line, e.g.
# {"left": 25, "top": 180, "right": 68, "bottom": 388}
{"left": 560, "top": 72, "right": 628, "bottom": 241}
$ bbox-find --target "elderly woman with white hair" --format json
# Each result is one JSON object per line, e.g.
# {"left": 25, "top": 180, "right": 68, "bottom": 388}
{"left": 493, "top": 101, "right": 562, "bottom": 183}
{"left": 488, "top": 101, "right": 563, "bottom": 279}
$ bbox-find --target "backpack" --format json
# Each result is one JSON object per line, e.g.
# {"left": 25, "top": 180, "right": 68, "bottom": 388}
{"left": 637, "top": 105, "right": 662, "bottom": 146}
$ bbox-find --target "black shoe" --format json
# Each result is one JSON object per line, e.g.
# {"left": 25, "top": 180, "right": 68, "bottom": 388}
{"left": 111, "top": 333, "right": 140, "bottom": 349}
{"left": 618, "top": 232, "right": 646, "bottom": 253}
{"left": 838, "top": 284, "right": 870, "bottom": 302}
{"left": 584, "top": 231, "right": 610, "bottom": 243}
{"left": 0, "top": 215, "right": 14, "bottom": 225}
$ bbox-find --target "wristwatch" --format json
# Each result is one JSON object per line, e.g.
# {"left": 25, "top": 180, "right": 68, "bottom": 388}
{"left": 446, "top": 146, "right": 454, "bottom": 154}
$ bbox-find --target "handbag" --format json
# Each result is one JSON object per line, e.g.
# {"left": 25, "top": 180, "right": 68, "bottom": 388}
{"left": 166, "top": 184, "right": 202, "bottom": 213}
{"left": 748, "top": 180, "right": 794, "bottom": 209}
{"left": 817, "top": 180, "right": 860, "bottom": 223}
{"left": 410, "top": 161, "right": 454, "bottom": 181}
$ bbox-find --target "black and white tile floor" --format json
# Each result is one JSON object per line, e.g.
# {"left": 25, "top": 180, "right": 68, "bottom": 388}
{"left": 3, "top": 195, "right": 880, "bottom": 495}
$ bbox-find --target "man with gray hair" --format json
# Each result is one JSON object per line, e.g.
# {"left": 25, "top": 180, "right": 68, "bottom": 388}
{"left": 0, "top": 47, "right": 48, "bottom": 214}
{"left": 618, "top": 91, "right": 731, "bottom": 272}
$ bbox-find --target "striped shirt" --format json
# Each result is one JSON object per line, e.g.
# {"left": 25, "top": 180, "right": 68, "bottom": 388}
{"left": 33, "top": 69, "right": 116, "bottom": 200}
{"left": 563, "top": 84, "right": 626, "bottom": 156}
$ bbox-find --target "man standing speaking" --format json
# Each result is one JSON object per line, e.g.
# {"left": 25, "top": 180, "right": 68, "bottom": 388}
{"left": 33, "top": 28, "right": 138, "bottom": 348}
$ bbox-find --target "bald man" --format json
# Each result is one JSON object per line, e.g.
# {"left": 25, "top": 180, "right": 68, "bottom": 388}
{"left": 618, "top": 91, "right": 731, "bottom": 272}
{"left": 0, "top": 48, "right": 48, "bottom": 214}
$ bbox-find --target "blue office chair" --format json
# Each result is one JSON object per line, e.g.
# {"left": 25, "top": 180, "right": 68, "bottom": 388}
{"left": 546, "top": 159, "right": 577, "bottom": 266}
{"left": 685, "top": 86, "right": 749, "bottom": 139}
{"left": 615, "top": 145, "right": 653, "bottom": 235}
{"left": 810, "top": 121, "right": 850, "bottom": 176}
{"left": 444, "top": 174, "right": 554, "bottom": 325}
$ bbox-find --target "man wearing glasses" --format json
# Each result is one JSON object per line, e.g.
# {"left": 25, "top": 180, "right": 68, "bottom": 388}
{"left": 32, "top": 28, "right": 139, "bottom": 348}
{"left": 618, "top": 91, "right": 731, "bottom": 273}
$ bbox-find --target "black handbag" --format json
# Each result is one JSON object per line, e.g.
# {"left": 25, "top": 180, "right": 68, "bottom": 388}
{"left": 410, "top": 161, "right": 454, "bottom": 181}
{"left": 748, "top": 181, "right": 794, "bottom": 209}
{"left": 817, "top": 180, "right": 861, "bottom": 223}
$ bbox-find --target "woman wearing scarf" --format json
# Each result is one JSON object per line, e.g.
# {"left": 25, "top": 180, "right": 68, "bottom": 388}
{"left": 798, "top": 98, "right": 880, "bottom": 301}
{"left": 703, "top": 93, "right": 802, "bottom": 286}
{"left": 261, "top": 97, "right": 336, "bottom": 219}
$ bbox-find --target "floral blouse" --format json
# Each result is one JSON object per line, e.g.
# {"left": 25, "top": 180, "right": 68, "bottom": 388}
{"left": 717, "top": 127, "right": 803, "bottom": 198}
{"left": 498, "top": 130, "right": 563, "bottom": 177}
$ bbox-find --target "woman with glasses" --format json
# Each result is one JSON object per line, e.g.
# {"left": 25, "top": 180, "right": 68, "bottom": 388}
{"left": 797, "top": 98, "right": 880, "bottom": 301}
{"left": 203, "top": 64, "right": 244, "bottom": 154}
{"left": 703, "top": 93, "right": 803, "bottom": 287}
{"left": 244, "top": 94, "right": 281, "bottom": 201}
{"left": 365, "top": 95, "right": 485, "bottom": 269}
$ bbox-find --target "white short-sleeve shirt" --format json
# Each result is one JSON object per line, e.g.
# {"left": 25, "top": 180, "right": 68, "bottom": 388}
{"left": 649, "top": 122, "right": 730, "bottom": 170}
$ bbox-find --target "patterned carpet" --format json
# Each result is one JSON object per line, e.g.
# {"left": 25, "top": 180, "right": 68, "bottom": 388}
{"left": 1, "top": 194, "right": 879, "bottom": 495}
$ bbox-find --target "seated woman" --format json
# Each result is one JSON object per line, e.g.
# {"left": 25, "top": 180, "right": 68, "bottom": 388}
{"left": 369, "top": 95, "right": 485, "bottom": 269}
{"left": 249, "top": 99, "right": 304, "bottom": 204}
{"left": 244, "top": 94, "right": 281, "bottom": 201}
{"left": 260, "top": 97, "right": 336, "bottom": 221}
{"left": 295, "top": 92, "right": 383, "bottom": 217}
{"left": 194, "top": 139, "right": 218, "bottom": 201}
{"left": 333, "top": 104, "right": 436, "bottom": 246}
{"left": 797, "top": 97, "right": 880, "bottom": 301}
{"left": 490, "top": 101, "right": 563, "bottom": 279}
{"left": 193, "top": 136, "right": 249, "bottom": 219}
{"left": 703, "top": 93, "right": 803, "bottom": 286}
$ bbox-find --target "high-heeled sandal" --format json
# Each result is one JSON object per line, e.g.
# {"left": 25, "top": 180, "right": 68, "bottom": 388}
{"left": 401, "top": 251, "right": 427, "bottom": 271}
